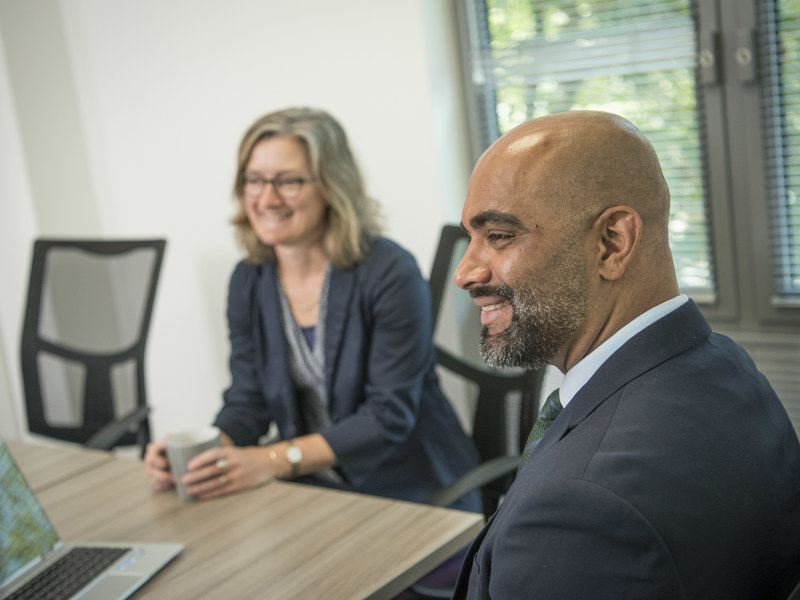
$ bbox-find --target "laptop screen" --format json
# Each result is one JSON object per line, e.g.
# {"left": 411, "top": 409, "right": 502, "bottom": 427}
{"left": 0, "top": 434, "right": 60, "bottom": 586}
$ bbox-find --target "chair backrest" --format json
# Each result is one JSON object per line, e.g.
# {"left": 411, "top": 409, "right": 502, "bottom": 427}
{"left": 429, "top": 225, "right": 545, "bottom": 514}
{"left": 20, "top": 239, "right": 166, "bottom": 453}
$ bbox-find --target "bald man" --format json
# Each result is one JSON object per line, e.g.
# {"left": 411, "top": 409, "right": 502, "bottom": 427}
{"left": 452, "top": 111, "right": 800, "bottom": 599}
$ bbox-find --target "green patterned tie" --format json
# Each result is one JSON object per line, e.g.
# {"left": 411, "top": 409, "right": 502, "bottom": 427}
{"left": 520, "top": 389, "right": 563, "bottom": 467}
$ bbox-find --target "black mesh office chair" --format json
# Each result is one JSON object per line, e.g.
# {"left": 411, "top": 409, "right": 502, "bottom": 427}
{"left": 425, "top": 225, "right": 545, "bottom": 518}
{"left": 409, "top": 225, "right": 546, "bottom": 599}
{"left": 20, "top": 239, "right": 166, "bottom": 457}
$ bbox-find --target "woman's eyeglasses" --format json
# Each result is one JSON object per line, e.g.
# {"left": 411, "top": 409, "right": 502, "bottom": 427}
{"left": 241, "top": 173, "right": 315, "bottom": 200}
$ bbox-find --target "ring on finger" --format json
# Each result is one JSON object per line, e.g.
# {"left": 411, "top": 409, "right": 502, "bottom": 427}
{"left": 216, "top": 458, "right": 228, "bottom": 471}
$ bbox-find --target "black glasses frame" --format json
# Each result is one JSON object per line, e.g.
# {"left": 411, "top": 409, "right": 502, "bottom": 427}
{"left": 241, "top": 173, "right": 315, "bottom": 200}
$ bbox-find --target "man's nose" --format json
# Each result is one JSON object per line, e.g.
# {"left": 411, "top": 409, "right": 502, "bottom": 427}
{"left": 454, "top": 243, "right": 491, "bottom": 289}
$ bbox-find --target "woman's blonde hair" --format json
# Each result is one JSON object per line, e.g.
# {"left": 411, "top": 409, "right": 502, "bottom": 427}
{"left": 231, "top": 107, "right": 383, "bottom": 267}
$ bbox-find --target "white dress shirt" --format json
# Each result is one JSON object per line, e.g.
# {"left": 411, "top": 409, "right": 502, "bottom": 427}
{"left": 559, "top": 295, "right": 688, "bottom": 408}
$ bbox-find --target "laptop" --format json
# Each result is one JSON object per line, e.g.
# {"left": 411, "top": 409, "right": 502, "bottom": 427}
{"left": 0, "top": 435, "right": 182, "bottom": 600}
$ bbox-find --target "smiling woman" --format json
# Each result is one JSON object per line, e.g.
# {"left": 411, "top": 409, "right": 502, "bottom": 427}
{"left": 241, "top": 136, "right": 328, "bottom": 257}
{"left": 143, "top": 108, "right": 481, "bottom": 525}
{"left": 231, "top": 108, "right": 383, "bottom": 268}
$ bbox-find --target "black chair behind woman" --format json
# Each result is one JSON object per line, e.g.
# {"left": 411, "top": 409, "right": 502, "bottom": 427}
{"left": 20, "top": 239, "right": 166, "bottom": 457}
{"left": 406, "top": 225, "right": 546, "bottom": 599}
{"left": 425, "top": 225, "right": 546, "bottom": 519}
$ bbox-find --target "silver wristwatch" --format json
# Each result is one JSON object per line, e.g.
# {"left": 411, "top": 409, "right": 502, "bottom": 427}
{"left": 285, "top": 440, "right": 302, "bottom": 478}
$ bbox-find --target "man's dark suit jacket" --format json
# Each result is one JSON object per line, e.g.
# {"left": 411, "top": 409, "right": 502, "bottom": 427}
{"left": 213, "top": 238, "right": 480, "bottom": 510}
{"left": 454, "top": 300, "right": 800, "bottom": 599}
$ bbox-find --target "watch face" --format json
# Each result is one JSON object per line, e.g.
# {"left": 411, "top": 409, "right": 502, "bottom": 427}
{"left": 287, "top": 445, "right": 302, "bottom": 464}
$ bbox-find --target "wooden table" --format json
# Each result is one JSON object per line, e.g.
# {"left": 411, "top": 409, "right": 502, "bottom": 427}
{"left": 6, "top": 438, "right": 113, "bottom": 491}
{"left": 11, "top": 442, "right": 484, "bottom": 600}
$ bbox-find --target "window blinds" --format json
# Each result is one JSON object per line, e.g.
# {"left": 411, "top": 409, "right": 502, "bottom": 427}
{"left": 761, "top": 0, "right": 800, "bottom": 302}
{"left": 470, "top": 0, "right": 714, "bottom": 298}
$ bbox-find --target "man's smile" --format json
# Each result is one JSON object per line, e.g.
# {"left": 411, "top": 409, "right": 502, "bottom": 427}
{"left": 471, "top": 292, "right": 514, "bottom": 328}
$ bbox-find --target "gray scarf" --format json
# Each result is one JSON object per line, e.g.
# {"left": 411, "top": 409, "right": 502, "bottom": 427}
{"left": 276, "top": 264, "right": 331, "bottom": 435}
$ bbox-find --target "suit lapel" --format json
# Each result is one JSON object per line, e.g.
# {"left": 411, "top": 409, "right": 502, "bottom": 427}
{"left": 461, "top": 301, "right": 715, "bottom": 595}
{"left": 325, "top": 264, "right": 357, "bottom": 414}
{"left": 256, "top": 262, "right": 295, "bottom": 429}
{"left": 540, "top": 300, "right": 712, "bottom": 453}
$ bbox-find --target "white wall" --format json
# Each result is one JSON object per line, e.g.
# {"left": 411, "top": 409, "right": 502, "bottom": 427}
{"left": 0, "top": 0, "right": 471, "bottom": 441}
{"left": 0, "top": 6, "right": 37, "bottom": 440}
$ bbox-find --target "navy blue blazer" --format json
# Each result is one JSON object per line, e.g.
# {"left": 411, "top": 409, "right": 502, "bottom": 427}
{"left": 213, "top": 237, "right": 480, "bottom": 510}
{"left": 454, "top": 301, "right": 800, "bottom": 599}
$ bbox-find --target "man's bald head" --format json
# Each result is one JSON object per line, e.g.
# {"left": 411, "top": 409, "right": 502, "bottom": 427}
{"left": 458, "top": 111, "right": 679, "bottom": 371}
{"left": 475, "top": 111, "right": 671, "bottom": 242}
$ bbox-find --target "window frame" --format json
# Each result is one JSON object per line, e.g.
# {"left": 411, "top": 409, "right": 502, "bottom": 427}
{"left": 452, "top": 0, "right": 800, "bottom": 334}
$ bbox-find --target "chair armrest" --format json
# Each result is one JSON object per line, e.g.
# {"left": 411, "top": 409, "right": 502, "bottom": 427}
{"left": 85, "top": 405, "right": 150, "bottom": 451}
{"left": 427, "top": 454, "right": 520, "bottom": 508}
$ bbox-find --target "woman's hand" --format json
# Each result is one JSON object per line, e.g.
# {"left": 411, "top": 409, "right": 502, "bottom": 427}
{"left": 180, "top": 445, "right": 279, "bottom": 501}
{"left": 144, "top": 438, "right": 174, "bottom": 491}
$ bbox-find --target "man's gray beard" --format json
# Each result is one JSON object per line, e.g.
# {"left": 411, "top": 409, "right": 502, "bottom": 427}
{"left": 478, "top": 282, "right": 585, "bottom": 371}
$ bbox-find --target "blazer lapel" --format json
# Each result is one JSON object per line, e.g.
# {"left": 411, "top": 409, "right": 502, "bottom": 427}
{"left": 325, "top": 264, "right": 357, "bottom": 411}
{"left": 255, "top": 262, "right": 296, "bottom": 430}
{"left": 541, "top": 300, "right": 712, "bottom": 452}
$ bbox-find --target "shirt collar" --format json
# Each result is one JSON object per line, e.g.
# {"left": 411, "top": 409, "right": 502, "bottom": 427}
{"left": 559, "top": 295, "right": 688, "bottom": 407}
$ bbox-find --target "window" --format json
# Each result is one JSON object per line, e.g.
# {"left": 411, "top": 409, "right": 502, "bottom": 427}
{"left": 455, "top": 0, "right": 800, "bottom": 325}
{"left": 454, "top": 0, "right": 800, "bottom": 434}
{"left": 761, "top": 1, "right": 800, "bottom": 302}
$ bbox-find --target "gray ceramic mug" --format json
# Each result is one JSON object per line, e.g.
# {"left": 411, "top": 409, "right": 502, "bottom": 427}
{"left": 165, "top": 426, "right": 221, "bottom": 501}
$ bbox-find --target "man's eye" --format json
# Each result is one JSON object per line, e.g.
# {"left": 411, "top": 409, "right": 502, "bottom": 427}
{"left": 487, "top": 232, "right": 513, "bottom": 242}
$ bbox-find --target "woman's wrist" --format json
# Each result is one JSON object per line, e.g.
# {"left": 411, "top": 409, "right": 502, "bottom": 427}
{"left": 264, "top": 435, "right": 336, "bottom": 480}
{"left": 266, "top": 442, "right": 292, "bottom": 479}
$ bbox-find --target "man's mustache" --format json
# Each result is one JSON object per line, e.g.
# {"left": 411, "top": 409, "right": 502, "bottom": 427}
{"left": 469, "top": 285, "right": 513, "bottom": 300}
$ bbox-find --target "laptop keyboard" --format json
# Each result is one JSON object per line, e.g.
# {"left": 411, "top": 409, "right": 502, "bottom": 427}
{"left": 6, "top": 546, "right": 130, "bottom": 600}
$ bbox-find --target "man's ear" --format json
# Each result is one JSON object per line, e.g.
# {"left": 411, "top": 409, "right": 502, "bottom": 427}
{"left": 594, "top": 206, "right": 641, "bottom": 281}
